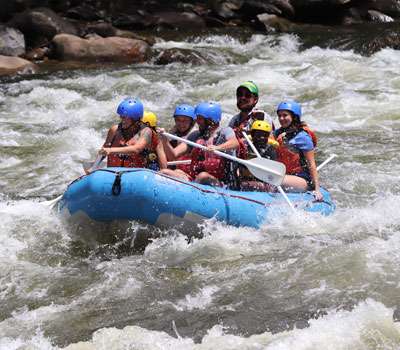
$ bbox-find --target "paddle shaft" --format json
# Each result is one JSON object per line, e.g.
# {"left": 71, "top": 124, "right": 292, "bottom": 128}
{"left": 44, "top": 155, "right": 105, "bottom": 208}
{"left": 317, "top": 154, "right": 337, "bottom": 171}
{"left": 163, "top": 132, "right": 283, "bottom": 178}
{"left": 167, "top": 159, "right": 191, "bottom": 166}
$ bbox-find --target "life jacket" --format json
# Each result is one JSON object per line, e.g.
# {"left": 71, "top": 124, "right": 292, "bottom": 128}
{"left": 238, "top": 137, "right": 278, "bottom": 180}
{"left": 233, "top": 128, "right": 249, "bottom": 160}
{"left": 232, "top": 112, "right": 274, "bottom": 160}
{"left": 169, "top": 128, "right": 194, "bottom": 174}
{"left": 145, "top": 130, "right": 162, "bottom": 171}
{"left": 275, "top": 126, "right": 317, "bottom": 175}
{"left": 107, "top": 126, "right": 159, "bottom": 168}
{"left": 189, "top": 132, "right": 227, "bottom": 180}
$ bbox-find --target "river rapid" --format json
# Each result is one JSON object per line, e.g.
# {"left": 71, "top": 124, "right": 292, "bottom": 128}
{"left": 1, "top": 33, "right": 400, "bottom": 349}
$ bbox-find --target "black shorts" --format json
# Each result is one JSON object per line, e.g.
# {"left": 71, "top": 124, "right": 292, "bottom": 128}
{"left": 296, "top": 171, "right": 315, "bottom": 191}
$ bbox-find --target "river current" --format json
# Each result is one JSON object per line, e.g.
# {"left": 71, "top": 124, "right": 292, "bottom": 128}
{"left": 1, "top": 33, "right": 400, "bottom": 349}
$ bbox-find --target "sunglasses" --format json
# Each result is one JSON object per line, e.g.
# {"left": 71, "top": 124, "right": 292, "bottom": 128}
{"left": 236, "top": 91, "right": 253, "bottom": 98}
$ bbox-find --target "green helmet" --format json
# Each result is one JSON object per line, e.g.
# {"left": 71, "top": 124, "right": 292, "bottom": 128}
{"left": 237, "top": 81, "right": 259, "bottom": 96}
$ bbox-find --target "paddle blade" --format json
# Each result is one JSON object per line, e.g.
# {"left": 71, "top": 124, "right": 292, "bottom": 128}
{"left": 42, "top": 195, "right": 62, "bottom": 209}
{"left": 246, "top": 157, "right": 286, "bottom": 186}
{"left": 83, "top": 155, "right": 105, "bottom": 173}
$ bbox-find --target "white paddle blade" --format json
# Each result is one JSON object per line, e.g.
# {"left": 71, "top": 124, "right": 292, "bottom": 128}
{"left": 246, "top": 157, "right": 286, "bottom": 186}
{"left": 42, "top": 195, "right": 62, "bottom": 208}
{"left": 83, "top": 155, "right": 106, "bottom": 173}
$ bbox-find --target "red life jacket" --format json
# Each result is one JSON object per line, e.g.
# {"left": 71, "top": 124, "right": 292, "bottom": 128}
{"left": 189, "top": 135, "right": 227, "bottom": 180}
{"left": 169, "top": 129, "right": 194, "bottom": 174}
{"left": 275, "top": 126, "right": 317, "bottom": 175}
{"left": 107, "top": 127, "right": 158, "bottom": 168}
{"left": 175, "top": 154, "right": 192, "bottom": 174}
{"left": 233, "top": 127, "right": 248, "bottom": 160}
{"left": 232, "top": 113, "right": 275, "bottom": 160}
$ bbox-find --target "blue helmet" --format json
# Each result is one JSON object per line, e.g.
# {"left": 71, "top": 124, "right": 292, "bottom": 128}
{"left": 195, "top": 101, "right": 222, "bottom": 123}
{"left": 277, "top": 101, "right": 302, "bottom": 120}
{"left": 174, "top": 104, "right": 196, "bottom": 120}
{"left": 117, "top": 97, "right": 144, "bottom": 120}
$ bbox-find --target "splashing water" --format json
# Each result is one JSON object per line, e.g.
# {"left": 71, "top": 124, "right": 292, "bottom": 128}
{"left": 1, "top": 33, "right": 400, "bottom": 348}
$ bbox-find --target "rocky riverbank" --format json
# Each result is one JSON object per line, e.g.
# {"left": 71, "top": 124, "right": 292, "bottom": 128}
{"left": 1, "top": 0, "right": 400, "bottom": 77}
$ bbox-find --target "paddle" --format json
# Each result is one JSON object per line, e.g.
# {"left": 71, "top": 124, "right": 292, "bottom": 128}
{"left": 167, "top": 159, "right": 191, "bottom": 166}
{"left": 42, "top": 154, "right": 105, "bottom": 209}
{"left": 242, "top": 132, "right": 296, "bottom": 212}
{"left": 82, "top": 154, "right": 106, "bottom": 173}
{"left": 161, "top": 131, "right": 286, "bottom": 186}
{"left": 317, "top": 153, "right": 337, "bottom": 171}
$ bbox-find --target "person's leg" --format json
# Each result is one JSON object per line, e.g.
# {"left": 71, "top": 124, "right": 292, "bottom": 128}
{"left": 195, "top": 172, "right": 221, "bottom": 186}
{"left": 281, "top": 175, "right": 308, "bottom": 192}
{"left": 160, "top": 168, "right": 191, "bottom": 181}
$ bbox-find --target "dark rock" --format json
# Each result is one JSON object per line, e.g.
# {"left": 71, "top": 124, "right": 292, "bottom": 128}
{"left": 9, "top": 7, "right": 78, "bottom": 48}
{"left": 0, "top": 25, "right": 25, "bottom": 56}
{"left": 66, "top": 4, "right": 104, "bottom": 21}
{"left": 291, "top": 0, "right": 351, "bottom": 6}
{"left": 110, "top": 0, "right": 142, "bottom": 14}
{"left": 51, "top": 33, "right": 151, "bottom": 62}
{"left": 112, "top": 13, "right": 156, "bottom": 30}
{"left": 288, "top": 22, "right": 400, "bottom": 55}
{"left": 341, "top": 7, "right": 364, "bottom": 25}
{"left": 272, "top": 0, "right": 296, "bottom": 17}
{"left": 210, "top": 0, "right": 244, "bottom": 19}
{"left": 204, "top": 15, "right": 229, "bottom": 27}
{"left": 153, "top": 11, "right": 206, "bottom": 29}
{"left": 154, "top": 48, "right": 208, "bottom": 65}
{"left": 114, "top": 29, "right": 156, "bottom": 46}
{"left": 290, "top": 0, "right": 351, "bottom": 23}
{"left": 365, "top": 0, "right": 400, "bottom": 18}
{"left": 23, "top": 46, "right": 49, "bottom": 61}
{"left": 86, "top": 22, "right": 117, "bottom": 37}
{"left": 48, "top": 0, "right": 71, "bottom": 13}
{"left": 242, "top": 0, "right": 295, "bottom": 18}
{"left": 257, "top": 13, "right": 297, "bottom": 32}
{"left": 367, "top": 9, "right": 394, "bottom": 22}
{"left": 84, "top": 22, "right": 156, "bottom": 45}
{"left": 0, "top": 54, "right": 38, "bottom": 76}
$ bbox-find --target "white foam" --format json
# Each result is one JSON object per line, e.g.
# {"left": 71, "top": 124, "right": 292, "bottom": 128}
{"left": 171, "top": 285, "right": 220, "bottom": 311}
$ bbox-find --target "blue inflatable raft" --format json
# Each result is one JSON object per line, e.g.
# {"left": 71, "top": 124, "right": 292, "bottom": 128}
{"left": 59, "top": 167, "right": 335, "bottom": 230}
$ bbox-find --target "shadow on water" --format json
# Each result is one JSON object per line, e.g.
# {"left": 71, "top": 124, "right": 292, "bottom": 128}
{"left": 292, "top": 22, "right": 400, "bottom": 55}
{"left": 63, "top": 214, "right": 204, "bottom": 260}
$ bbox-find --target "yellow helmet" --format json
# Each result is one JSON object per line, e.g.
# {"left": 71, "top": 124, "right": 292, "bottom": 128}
{"left": 141, "top": 111, "right": 157, "bottom": 128}
{"left": 251, "top": 120, "right": 272, "bottom": 133}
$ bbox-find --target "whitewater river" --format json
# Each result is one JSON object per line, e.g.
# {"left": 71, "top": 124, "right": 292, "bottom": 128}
{"left": 1, "top": 33, "right": 400, "bottom": 349}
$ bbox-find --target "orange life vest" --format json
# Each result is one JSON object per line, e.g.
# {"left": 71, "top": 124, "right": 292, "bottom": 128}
{"left": 275, "top": 126, "right": 317, "bottom": 175}
{"left": 189, "top": 135, "right": 227, "bottom": 180}
{"left": 107, "top": 127, "right": 159, "bottom": 168}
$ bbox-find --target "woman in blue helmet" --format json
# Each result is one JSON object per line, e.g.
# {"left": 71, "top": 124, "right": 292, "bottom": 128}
{"left": 169, "top": 104, "right": 196, "bottom": 145}
{"left": 161, "top": 101, "right": 239, "bottom": 186}
{"left": 98, "top": 97, "right": 167, "bottom": 170}
{"left": 165, "top": 104, "right": 196, "bottom": 174}
{"left": 274, "top": 101, "right": 322, "bottom": 201}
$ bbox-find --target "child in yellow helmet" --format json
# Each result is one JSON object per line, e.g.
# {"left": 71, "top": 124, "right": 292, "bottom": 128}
{"left": 141, "top": 111, "right": 157, "bottom": 129}
{"left": 238, "top": 120, "right": 278, "bottom": 191}
{"left": 140, "top": 111, "right": 166, "bottom": 171}
{"left": 248, "top": 120, "right": 278, "bottom": 160}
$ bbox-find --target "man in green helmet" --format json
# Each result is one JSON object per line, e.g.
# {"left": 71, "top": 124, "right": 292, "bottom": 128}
{"left": 228, "top": 81, "right": 274, "bottom": 133}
